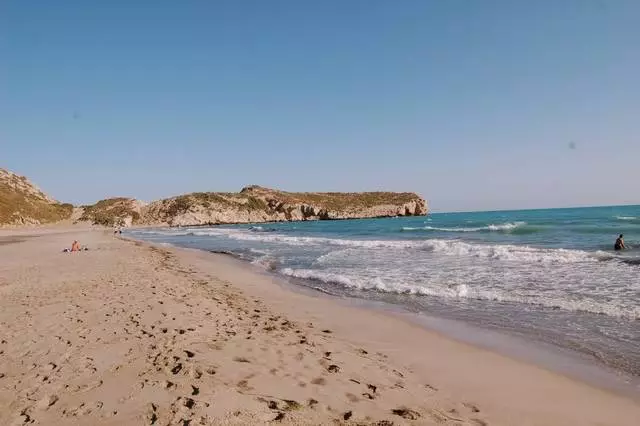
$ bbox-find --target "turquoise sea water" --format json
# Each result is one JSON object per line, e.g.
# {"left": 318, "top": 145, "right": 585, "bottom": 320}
{"left": 129, "top": 205, "right": 640, "bottom": 378}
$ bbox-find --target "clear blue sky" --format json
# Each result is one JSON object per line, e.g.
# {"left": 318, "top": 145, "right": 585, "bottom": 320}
{"left": 1, "top": 1, "right": 639, "bottom": 212}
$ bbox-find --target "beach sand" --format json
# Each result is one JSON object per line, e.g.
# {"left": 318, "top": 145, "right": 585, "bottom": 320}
{"left": 0, "top": 228, "right": 638, "bottom": 425}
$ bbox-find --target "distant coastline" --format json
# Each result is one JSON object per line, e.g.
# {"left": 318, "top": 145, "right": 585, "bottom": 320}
{"left": 1, "top": 167, "right": 427, "bottom": 227}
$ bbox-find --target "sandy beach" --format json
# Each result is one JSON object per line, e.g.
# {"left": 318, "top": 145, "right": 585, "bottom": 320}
{"left": 0, "top": 228, "right": 638, "bottom": 425}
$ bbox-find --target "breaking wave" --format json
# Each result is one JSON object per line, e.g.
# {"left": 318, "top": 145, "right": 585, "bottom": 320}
{"left": 218, "top": 231, "right": 603, "bottom": 264}
{"left": 279, "top": 268, "right": 640, "bottom": 319}
{"left": 251, "top": 257, "right": 278, "bottom": 271}
{"left": 615, "top": 216, "right": 639, "bottom": 223}
{"left": 402, "top": 221, "right": 528, "bottom": 233}
{"left": 135, "top": 227, "right": 617, "bottom": 265}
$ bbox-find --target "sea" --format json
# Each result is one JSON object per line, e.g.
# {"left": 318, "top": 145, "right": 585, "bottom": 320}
{"left": 127, "top": 205, "right": 640, "bottom": 386}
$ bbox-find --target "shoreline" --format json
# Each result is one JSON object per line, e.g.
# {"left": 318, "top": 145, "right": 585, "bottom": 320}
{"left": 1, "top": 227, "right": 639, "bottom": 425}
{"left": 172, "top": 242, "right": 640, "bottom": 400}
{"left": 189, "top": 244, "right": 640, "bottom": 399}
{"left": 128, "top": 217, "right": 640, "bottom": 383}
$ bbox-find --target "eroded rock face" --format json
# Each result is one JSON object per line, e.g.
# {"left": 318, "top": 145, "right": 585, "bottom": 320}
{"left": 140, "top": 186, "right": 427, "bottom": 226}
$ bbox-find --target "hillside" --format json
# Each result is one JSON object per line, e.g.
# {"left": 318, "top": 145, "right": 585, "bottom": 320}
{"left": 140, "top": 185, "right": 427, "bottom": 226}
{"left": 79, "top": 198, "right": 146, "bottom": 227}
{"left": 0, "top": 168, "right": 73, "bottom": 226}
{"left": 1, "top": 167, "right": 428, "bottom": 227}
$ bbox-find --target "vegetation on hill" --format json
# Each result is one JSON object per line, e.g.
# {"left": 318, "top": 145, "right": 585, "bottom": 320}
{"left": 79, "top": 198, "right": 142, "bottom": 227}
{"left": 240, "top": 185, "right": 420, "bottom": 210}
{"left": 163, "top": 186, "right": 420, "bottom": 214}
{"left": 162, "top": 191, "right": 270, "bottom": 217}
{"left": 0, "top": 168, "right": 73, "bottom": 225}
{"left": 142, "top": 185, "right": 427, "bottom": 225}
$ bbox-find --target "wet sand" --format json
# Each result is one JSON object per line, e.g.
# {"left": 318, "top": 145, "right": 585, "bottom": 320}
{"left": 0, "top": 228, "right": 638, "bottom": 425}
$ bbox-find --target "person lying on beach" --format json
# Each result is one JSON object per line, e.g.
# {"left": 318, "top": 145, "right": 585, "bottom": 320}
{"left": 63, "top": 245, "right": 89, "bottom": 252}
{"left": 614, "top": 234, "right": 625, "bottom": 251}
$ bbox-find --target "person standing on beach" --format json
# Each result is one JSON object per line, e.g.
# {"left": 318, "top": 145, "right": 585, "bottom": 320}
{"left": 614, "top": 234, "right": 625, "bottom": 251}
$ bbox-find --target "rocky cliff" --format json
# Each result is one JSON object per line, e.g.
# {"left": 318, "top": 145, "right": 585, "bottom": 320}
{"left": 140, "top": 185, "right": 427, "bottom": 227}
{"left": 0, "top": 168, "right": 73, "bottom": 226}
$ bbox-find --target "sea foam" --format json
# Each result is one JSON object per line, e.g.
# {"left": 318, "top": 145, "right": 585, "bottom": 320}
{"left": 278, "top": 267, "right": 639, "bottom": 319}
{"left": 402, "top": 221, "right": 527, "bottom": 233}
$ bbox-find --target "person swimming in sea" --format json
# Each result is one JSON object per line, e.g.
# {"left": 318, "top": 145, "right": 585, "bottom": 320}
{"left": 614, "top": 234, "right": 626, "bottom": 251}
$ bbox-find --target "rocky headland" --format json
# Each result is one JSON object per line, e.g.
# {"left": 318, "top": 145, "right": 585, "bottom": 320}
{"left": 0, "top": 168, "right": 427, "bottom": 227}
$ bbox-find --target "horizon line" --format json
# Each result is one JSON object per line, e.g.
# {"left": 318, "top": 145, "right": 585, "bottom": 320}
{"left": 431, "top": 203, "right": 640, "bottom": 215}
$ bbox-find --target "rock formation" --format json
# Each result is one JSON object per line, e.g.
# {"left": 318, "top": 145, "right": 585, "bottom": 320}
{"left": 140, "top": 185, "right": 427, "bottom": 227}
{"left": 1, "top": 167, "right": 428, "bottom": 227}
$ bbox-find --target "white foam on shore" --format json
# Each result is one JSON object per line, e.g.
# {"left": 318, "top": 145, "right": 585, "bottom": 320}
{"left": 250, "top": 254, "right": 279, "bottom": 271}
{"left": 130, "top": 226, "right": 640, "bottom": 323}
{"left": 279, "top": 268, "right": 640, "bottom": 320}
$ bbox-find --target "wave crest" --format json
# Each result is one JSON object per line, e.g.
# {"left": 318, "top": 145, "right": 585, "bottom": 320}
{"left": 615, "top": 216, "right": 639, "bottom": 222}
{"left": 402, "top": 221, "right": 527, "bottom": 233}
{"left": 162, "top": 227, "right": 608, "bottom": 264}
{"left": 279, "top": 268, "right": 639, "bottom": 319}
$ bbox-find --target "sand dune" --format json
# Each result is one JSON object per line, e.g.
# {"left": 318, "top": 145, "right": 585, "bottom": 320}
{"left": 0, "top": 228, "right": 638, "bottom": 425}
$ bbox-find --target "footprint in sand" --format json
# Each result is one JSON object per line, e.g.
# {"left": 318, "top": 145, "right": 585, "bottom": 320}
{"left": 327, "top": 364, "right": 340, "bottom": 373}
{"left": 392, "top": 407, "right": 421, "bottom": 420}
{"left": 463, "top": 402, "right": 481, "bottom": 413}
{"left": 236, "top": 380, "right": 252, "bottom": 391}
{"left": 170, "top": 363, "right": 183, "bottom": 375}
{"left": 145, "top": 403, "right": 158, "bottom": 425}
